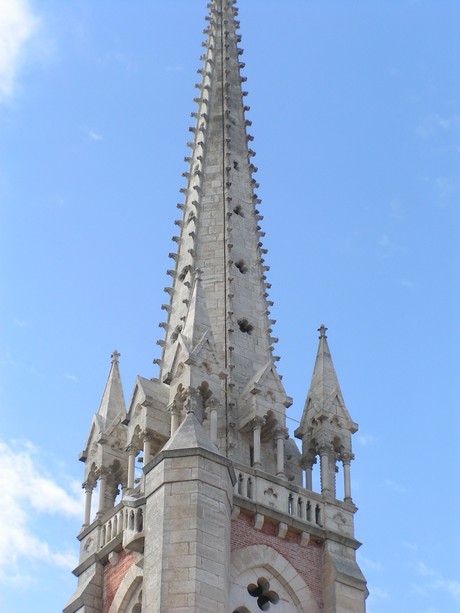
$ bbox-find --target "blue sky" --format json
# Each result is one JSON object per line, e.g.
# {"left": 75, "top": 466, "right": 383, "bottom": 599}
{"left": 1, "top": 1, "right": 459, "bottom": 611}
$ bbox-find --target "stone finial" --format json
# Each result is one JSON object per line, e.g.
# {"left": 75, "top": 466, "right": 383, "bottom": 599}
{"left": 318, "top": 324, "right": 328, "bottom": 339}
{"left": 111, "top": 350, "right": 120, "bottom": 364}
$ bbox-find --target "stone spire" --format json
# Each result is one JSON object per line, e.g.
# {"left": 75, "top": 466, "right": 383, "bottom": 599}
{"left": 155, "top": 0, "right": 290, "bottom": 457}
{"left": 79, "top": 351, "right": 128, "bottom": 517}
{"left": 295, "top": 327, "right": 358, "bottom": 500}
{"left": 95, "top": 350, "right": 126, "bottom": 425}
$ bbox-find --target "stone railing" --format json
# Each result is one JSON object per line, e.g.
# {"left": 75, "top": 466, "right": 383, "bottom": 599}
{"left": 98, "top": 502, "right": 145, "bottom": 552}
{"left": 233, "top": 466, "right": 324, "bottom": 528}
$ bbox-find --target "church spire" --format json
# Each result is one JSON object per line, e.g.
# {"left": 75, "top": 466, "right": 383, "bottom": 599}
{"left": 156, "top": 0, "right": 289, "bottom": 458}
{"left": 67, "top": 5, "right": 368, "bottom": 612}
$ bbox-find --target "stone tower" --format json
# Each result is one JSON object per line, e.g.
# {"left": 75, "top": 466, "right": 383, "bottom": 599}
{"left": 65, "top": 2, "right": 367, "bottom": 612}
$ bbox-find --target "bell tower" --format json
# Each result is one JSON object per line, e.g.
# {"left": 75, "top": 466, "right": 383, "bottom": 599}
{"left": 65, "top": 2, "right": 367, "bottom": 612}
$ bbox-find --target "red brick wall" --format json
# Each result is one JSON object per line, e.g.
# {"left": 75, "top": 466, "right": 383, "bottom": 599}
{"left": 231, "top": 512, "right": 323, "bottom": 607}
{"left": 103, "top": 550, "right": 137, "bottom": 613}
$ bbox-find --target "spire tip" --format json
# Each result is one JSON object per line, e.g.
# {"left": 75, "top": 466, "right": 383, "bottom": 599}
{"left": 318, "top": 325, "right": 328, "bottom": 339}
{"left": 111, "top": 350, "right": 120, "bottom": 364}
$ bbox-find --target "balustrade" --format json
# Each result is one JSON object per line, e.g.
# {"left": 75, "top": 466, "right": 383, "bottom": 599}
{"left": 98, "top": 504, "right": 145, "bottom": 550}
{"left": 234, "top": 468, "right": 323, "bottom": 528}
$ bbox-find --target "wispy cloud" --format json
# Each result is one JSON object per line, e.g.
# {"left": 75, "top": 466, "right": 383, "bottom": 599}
{"left": 415, "top": 561, "right": 460, "bottom": 601}
{"left": 0, "top": 0, "right": 38, "bottom": 100}
{"left": 399, "top": 278, "right": 415, "bottom": 289}
{"left": 416, "top": 113, "right": 460, "bottom": 139}
{"left": 13, "top": 318, "right": 28, "bottom": 328}
{"left": 383, "top": 479, "right": 406, "bottom": 493}
{"left": 377, "top": 233, "right": 398, "bottom": 257}
{"left": 357, "top": 433, "right": 377, "bottom": 447}
{"left": 366, "top": 584, "right": 389, "bottom": 608}
{"left": 64, "top": 373, "right": 78, "bottom": 382}
{"left": 0, "top": 440, "right": 82, "bottom": 586}
{"left": 87, "top": 129, "right": 103, "bottom": 142}
{"left": 389, "top": 199, "right": 404, "bottom": 222}
{"left": 357, "top": 552, "right": 383, "bottom": 572}
{"left": 434, "top": 176, "right": 456, "bottom": 208}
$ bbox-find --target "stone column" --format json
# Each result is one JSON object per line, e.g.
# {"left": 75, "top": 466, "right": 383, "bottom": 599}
{"left": 97, "top": 468, "right": 108, "bottom": 516}
{"left": 168, "top": 402, "right": 181, "bottom": 436}
{"left": 143, "top": 431, "right": 153, "bottom": 465}
{"left": 205, "top": 397, "right": 220, "bottom": 444}
{"left": 127, "top": 445, "right": 136, "bottom": 491}
{"left": 342, "top": 452, "right": 353, "bottom": 502}
{"left": 82, "top": 482, "right": 93, "bottom": 527}
{"left": 319, "top": 444, "right": 332, "bottom": 497}
{"left": 252, "top": 416, "right": 264, "bottom": 468}
{"left": 275, "top": 427, "right": 287, "bottom": 478}
{"left": 302, "top": 454, "right": 316, "bottom": 491}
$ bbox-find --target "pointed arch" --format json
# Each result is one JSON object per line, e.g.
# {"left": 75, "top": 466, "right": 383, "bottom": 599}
{"left": 107, "top": 564, "right": 143, "bottom": 613}
{"left": 230, "top": 545, "right": 321, "bottom": 613}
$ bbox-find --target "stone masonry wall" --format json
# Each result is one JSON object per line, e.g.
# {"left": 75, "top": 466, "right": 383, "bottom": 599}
{"left": 231, "top": 512, "right": 323, "bottom": 608}
{"left": 103, "top": 550, "right": 137, "bottom": 613}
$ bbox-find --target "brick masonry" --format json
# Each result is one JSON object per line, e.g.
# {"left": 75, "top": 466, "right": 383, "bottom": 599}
{"left": 103, "top": 550, "right": 137, "bottom": 613}
{"left": 231, "top": 511, "right": 323, "bottom": 608}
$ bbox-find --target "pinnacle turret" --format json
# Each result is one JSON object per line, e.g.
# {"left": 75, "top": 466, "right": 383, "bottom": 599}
{"left": 95, "top": 349, "right": 126, "bottom": 425}
{"left": 296, "top": 327, "right": 358, "bottom": 501}
{"left": 79, "top": 351, "right": 128, "bottom": 522}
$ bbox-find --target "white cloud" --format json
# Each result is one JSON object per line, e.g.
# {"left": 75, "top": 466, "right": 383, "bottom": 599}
{"left": 0, "top": 440, "right": 82, "bottom": 586}
{"left": 357, "top": 433, "right": 377, "bottom": 447}
{"left": 357, "top": 552, "right": 383, "bottom": 572}
{"left": 389, "top": 199, "right": 404, "bottom": 222}
{"left": 415, "top": 561, "right": 460, "bottom": 601}
{"left": 416, "top": 113, "right": 460, "bottom": 139}
{"left": 377, "top": 233, "right": 395, "bottom": 257}
{"left": 399, "top": 278, "right": 415, "bottom": 289}
{"left": 0, "top": 0, "right": 38, "bottom": 99}
{"left": 13, "top": 318, "right": 28, "bottom": 328}
{"left": 88, "top": 129, "right": 103, "bottom": 142}
{"left": 383, "top": 479, "right": 406, "bottom": 493}
{"left": 367, "top": 585, "right": 389, "bottom": 601}
{"left": 64, "top": 372, "right": 78, "bottom": 382}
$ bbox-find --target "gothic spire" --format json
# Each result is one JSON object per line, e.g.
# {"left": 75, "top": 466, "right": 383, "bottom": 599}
{"left": 96, "top": 349, "right": 126, "bottom": 426}
{"left": 307, "top": 326, "right": 346, "bottom": 411}
{"left": 156, "top": 0, "right": 288, "bottom": 441}
{"left": 296, "top": 327, "right": 358, "bottom": 499}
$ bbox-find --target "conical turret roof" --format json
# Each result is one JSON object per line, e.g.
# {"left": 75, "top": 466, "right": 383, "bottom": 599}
{"left": 96, "top": 350, "right": 126, "bottom": 426}
{"left": 309, "top": 325, "right": 345, "bottom": 409}
{"left": 296, "top": 326, "right": 357, "bottom": 439}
